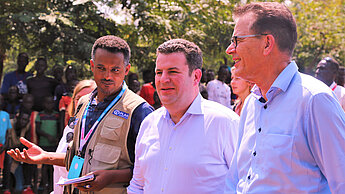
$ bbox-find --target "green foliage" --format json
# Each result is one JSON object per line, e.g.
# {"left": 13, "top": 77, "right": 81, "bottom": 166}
{"left": 291, "top": 0, "right": 345, "bottom": 73}
{"left": 1, "top": 0, "right": 344, "bottom": 80}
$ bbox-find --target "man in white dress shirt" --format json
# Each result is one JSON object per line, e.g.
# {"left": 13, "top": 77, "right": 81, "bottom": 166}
{"left": 127, "top": 39, "right": 239, "bottom": 194}
{"left": 315, "top": 57, "right": 345, "bottom": 111}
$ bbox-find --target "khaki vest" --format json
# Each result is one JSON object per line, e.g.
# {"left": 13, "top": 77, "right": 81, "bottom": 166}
{"left": 65, "top": 89, "right": 145, "bottom": 194}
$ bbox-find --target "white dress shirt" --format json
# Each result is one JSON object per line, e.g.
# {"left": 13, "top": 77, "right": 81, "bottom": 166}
{"left": 128, "top": 94, "right": 239, "bottom": 194}
{"left": 207, "top": 79, "right": 231, "bottom": 108}
{"left": 330, "top": 82, "right": 345, "bottom": 111}
{"left": 225, "top": 61, "right": 345, "bottom": 193}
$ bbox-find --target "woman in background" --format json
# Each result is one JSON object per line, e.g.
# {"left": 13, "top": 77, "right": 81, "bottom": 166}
{"left": 230, "top": 67, "right": 254, "bottom": 116}
{"left": 53, "top": 80, "right": 96, "bottom": 194}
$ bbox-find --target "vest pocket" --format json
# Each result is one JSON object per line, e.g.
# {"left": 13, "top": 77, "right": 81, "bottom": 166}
{"left": 101, "top": 117, "right": 124, "bottom": 141}
{"left": 90, "top": 143, "right": 121, "bottom": 171}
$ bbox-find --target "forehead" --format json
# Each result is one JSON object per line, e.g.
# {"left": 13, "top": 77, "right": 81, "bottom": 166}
{"left": 156, "top": 52, "right": 188, "bottom": 69}
{"left": 317, "top": 60, "right": 331, "bottom": 69}
{"left": 94, "top": 48, "right": 125, "bottom": 65}
{"left": 233, "top": 12, "right": 256, "bottom": 36}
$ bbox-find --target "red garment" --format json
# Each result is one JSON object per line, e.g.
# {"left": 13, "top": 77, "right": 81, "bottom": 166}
{"left": 140, "top": 83, "right": 155, "bottom": 105}
{"left": 0, "top": 143, "right": 4, "bottom": 169}
{"left": 59, "top": 96, "right": 72, "bottom": 126}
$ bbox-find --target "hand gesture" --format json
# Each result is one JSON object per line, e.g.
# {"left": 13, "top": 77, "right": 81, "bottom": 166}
{"left": 7, "top": 137, "right": 48, "bottom": 164}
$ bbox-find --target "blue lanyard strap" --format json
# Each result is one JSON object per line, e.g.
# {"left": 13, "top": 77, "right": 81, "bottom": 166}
{"left": 79, "top": 81, "right": 127, "bottom": 152}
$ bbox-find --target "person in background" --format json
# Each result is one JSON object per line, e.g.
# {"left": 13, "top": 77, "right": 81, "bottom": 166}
{"left": 225, "top": 2, "right": 345, "bottom": 193}
{"left": 230, "top": 67, "right": 254, "bottom": 115}
{"left": 27, "top": 58, "right": 58, "bottom": 111}
{"left": 128, "top": 72, "right": 140, "bottom": 94}
{"left": 4, "top": 86, "right": 21, "bottom": 119}
{"left": 55, "top": 65, "right": 78, "bottom": 133}
{"left": 0, "top": 95, "right": 12, "bottom": 194}
{"left": 3, "top": 111, "right": 33, "bottom": 194}
{"left": 54, "top": 65, "right": 78, "bottom": 112}
{"left": 1, "top": 53, "right": 32, "bottom": 96}
{"left": 53, "top": 79, "right": 96, "bottom": 194}
{"left": 207, "top": 65, "right": 232, "bottom": 108}
{"left": 51, "top": 64, "right": 64, "bottom": 85}
{"left": 199, "top": 68, "right": 208, "bottom": 99}
{"left": 205, "top": 69, "right": 215, "bottom": 85}
{"left": 315, "top": 57, "right": 345, "bottom": 111}
{"left": 36, "top": 96, "right": 59, "bottom": 193}
{"left": 139, "top": 69, "right": 156, "bottom": 106}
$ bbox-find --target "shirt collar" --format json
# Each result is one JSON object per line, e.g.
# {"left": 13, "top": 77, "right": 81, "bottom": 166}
{"left": 252, "top": 61, "right": 298, "bottom": 100}
{"left": 89, "top": 87, "right": 122, "bottom": 105}
{"left": 330, "top": 82, "right": 337, "bottom": 90}
{"left": 163, "top": 93, "right": 203, "bottom": 120}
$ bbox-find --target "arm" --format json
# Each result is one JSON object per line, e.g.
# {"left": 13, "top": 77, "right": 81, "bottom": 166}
{"left": 307, "top": 93, "right": 345, "bottom": 193}
{"left": 6, "top": 137, "right": 66, "bottom": 166}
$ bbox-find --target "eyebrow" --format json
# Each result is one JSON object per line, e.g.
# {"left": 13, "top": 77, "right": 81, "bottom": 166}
{"left": 156, "top": 67, "right": 180, "bottom": 71}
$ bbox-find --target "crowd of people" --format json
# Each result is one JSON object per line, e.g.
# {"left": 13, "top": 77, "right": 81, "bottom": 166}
{"left": 0, "top": 1, "right": 345, "bottom": 194}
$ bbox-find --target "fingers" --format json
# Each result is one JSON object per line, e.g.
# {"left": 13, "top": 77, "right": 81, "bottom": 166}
{"left": 19, "top": 137, "right": 35, "bottom": 148}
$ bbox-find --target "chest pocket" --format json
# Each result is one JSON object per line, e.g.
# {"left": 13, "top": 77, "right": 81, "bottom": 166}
{"left": 90, "top": 143, "right": 122, "bottom": 172}
{"left": 259, "top": 133, "right": 293, "bottom": 173}
{"left": 100, "top": 116, "right": 124, "bottom": 141}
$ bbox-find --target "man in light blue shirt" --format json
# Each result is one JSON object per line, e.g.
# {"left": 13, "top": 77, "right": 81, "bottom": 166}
{"left": 225, "top": 2, "right": 345, "bottom": 193}
{"left": 128, "top": 39, "right": 240, "bottom": 193}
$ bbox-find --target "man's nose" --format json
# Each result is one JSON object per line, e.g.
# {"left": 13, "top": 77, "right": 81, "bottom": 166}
{"left": 226, "top": 43, "right": 236, "bottom": 55}
{"left": 160, "top": 71, "right": 170, "bottom": 83}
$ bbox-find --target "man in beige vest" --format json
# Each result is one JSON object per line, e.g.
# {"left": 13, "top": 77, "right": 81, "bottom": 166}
{"left": 7, "top": 35, "right": 153, "bottom": 194}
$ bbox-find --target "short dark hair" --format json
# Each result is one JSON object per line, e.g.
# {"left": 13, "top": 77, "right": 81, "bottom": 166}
{"left": 157, "top": 39, "right": 202, "bottom": 75}
{"left": 18, "top": 52, "right": 28, "bottom": 60}
{"left": 34, "top": 57, "right": 47, "bottom": 66}
{"left": 234, "top": 2, "right": 297, "bottom": 56}
{"left": 91, "top": 35, "right": 131, "bottom": 66}
{"left": 323, "top": 57, "right": 339, "bottom": 73}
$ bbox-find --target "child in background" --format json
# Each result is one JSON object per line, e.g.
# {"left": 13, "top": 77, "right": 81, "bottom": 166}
{"left": 36, "top": 96, "right": 59, "bottom": 194}
{"left": 0, "top": 95, "right": 12, "bottom": 193}
{"left": 5, "top": 86, "right": 21, "bottom": 119}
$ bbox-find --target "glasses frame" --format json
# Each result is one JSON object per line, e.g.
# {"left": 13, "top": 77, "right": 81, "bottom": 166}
{"left": 231, "top": 34, "right": 268, "bottom": 49}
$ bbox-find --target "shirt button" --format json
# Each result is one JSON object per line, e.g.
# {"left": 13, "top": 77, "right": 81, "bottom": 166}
{"left": 161, "top": 188, "right": 164, "bottom": 192}
{"left": 88, "top": 124, "right": 92, "bottom": 128}
{"left": 264, "top": 104, "right": 267, "bottom": 109}
{"left": 258, "top": 128, "right": 261, "bottom": 133}
{"left": 164, "top": 168, "right": 168, "bottom": 171}
{"left": 253, "top": 151, "right": 256, "bottom": 156}
{"left": 248, "top": 175, "right": 251, "bottom": 180}
{"left": 169, "top": 147, "right": 172, "bottom": 150}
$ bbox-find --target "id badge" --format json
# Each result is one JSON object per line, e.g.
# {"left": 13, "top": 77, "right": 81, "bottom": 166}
{"left": 68, "top": 155, "right": 84, "bottom": 179}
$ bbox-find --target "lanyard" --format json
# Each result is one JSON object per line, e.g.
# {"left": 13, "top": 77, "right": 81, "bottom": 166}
{"left": 331, "top": 83, "right": 337, "bottom": 91}
{"left": 79, "top": 81, "right": 127, "bottom": 152}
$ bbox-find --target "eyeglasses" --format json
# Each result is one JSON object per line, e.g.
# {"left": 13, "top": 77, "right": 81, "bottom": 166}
{"left": 230, "top": 34, "right": 268, "bottom": 49}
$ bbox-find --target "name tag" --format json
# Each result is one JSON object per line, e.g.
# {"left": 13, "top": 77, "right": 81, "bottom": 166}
{"left": 112, "top": 109, "right": 129, "bottom": 119}
{"left": 68, "top": 156, "right": 84, "bottom": 179}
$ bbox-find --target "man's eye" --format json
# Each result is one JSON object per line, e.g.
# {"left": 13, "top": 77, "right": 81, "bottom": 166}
{"left": 97, "top": 66, "right": 105, "bottom": 71}
{"left": 169, "top": 71, "right": 178, "bottom": 74}
{"left": 156, "top": 72, "right": 162, "bottom": 75}
{"left": 111, "top": 68, "right": 119, "bottom": 72}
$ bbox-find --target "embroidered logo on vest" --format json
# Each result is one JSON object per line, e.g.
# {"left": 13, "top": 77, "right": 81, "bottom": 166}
{"left": 112, "top": 109, "right": 129, "bottom": 119}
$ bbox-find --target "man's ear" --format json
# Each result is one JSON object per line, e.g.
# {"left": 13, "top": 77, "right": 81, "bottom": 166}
{"left": 263, "top": 34, "right": 275, "bottom": 56}
{"left": 193, "top": 69, "right": 202, "bottom": 86}
{"left": 125, "top": 63, "right": 131, "bottom": 75}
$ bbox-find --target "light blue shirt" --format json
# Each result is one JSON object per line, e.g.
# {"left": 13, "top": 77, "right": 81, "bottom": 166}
{"left": 225, "top": 61, "right": 345, "bottom": 193}
{"left": 0, "top": 111, "right": 12, "bottom": 145}
{"left": 128, "top": 94, "right": 239, "bottom": 194}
